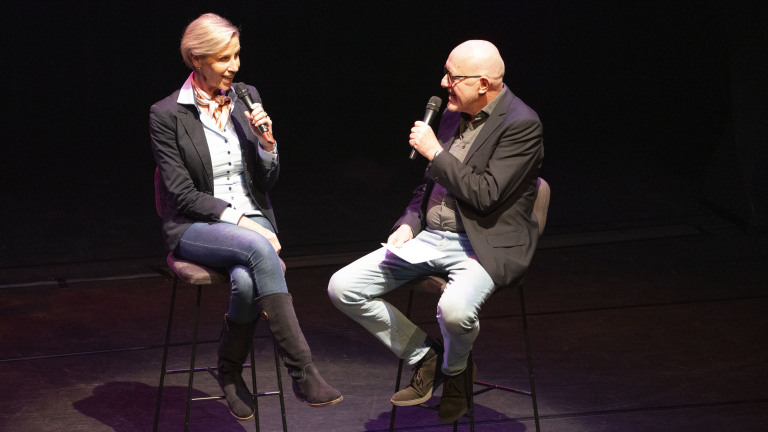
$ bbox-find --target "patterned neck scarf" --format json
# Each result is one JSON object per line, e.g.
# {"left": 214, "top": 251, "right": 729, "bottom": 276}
{"left": 191, "top": 77, "right": 233, "bottom": 131}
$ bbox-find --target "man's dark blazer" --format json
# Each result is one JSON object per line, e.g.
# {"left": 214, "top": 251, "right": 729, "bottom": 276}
{"left": 395, "top": 88, "right": 544, "bottom": 287}
{"left": 150, "top": 82, "right": 279, "bottom": 253}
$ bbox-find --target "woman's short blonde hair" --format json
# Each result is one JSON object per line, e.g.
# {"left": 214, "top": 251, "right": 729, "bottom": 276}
{"left": 180, "top": 13, "right": 240, "bottom": 70}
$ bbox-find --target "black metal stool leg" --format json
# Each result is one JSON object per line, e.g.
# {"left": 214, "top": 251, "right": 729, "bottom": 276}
{"left": 247, "top": 320, "right": 288, "bottom": 432}
{"left": 389, "top": 357, "right": 406, "bottom": 432}
{"left": 153, "top": 276, "right": 179, "bottom": 432}
{"left": 389, "top": 288, "right": 416, "bottom": 431}
{"left": 249, "top": 340, "right": 260, "bottom": 432}
{"left": 519, "top": 284, "right": 540, "bottom": 432}
{"left": 183, "top": 284, "right": 203, "bottom": 432}
{"left": 273, "top": 338, "right": 288, "bottom": 432}
{"left": 467, "top": 351, "right": 475, "bottom": 432}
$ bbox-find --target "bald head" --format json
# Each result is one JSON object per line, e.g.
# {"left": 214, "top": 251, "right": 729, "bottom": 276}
{"left": 449, "top": 40, "right": 505, "bottom": 89}
{"left": 442, "top": 40, "right": 506, "bottom": 115}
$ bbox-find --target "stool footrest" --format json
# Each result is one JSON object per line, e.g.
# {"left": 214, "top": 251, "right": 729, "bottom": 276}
{"left": 474, "top": 380, "right": 532, "bottom": 397}
{"left": 191, "top": 391, "right": 283, "bottom": 402}
{"left": 165, "top": 362, "right": 258, "bottom": 375}
{"left": 165, "top": 366, "right": 216, "bottom": 375}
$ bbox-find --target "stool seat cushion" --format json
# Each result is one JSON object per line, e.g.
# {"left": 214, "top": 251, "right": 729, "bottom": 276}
{"left": 167, "top": 253, "right": 229, "bottom": 285}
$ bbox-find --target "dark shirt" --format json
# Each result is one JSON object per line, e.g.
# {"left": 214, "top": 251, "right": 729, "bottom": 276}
{"left": 425, "top": 86, "right": 508, "bottom": 232}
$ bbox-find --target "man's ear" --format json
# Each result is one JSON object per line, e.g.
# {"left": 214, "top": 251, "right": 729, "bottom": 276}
{"left": 478, "top": 77, "right": 490, "bottom": 95}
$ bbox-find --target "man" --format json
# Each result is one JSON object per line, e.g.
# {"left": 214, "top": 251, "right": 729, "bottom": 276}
{"left": 328, "top": 40, "right": 544, "bottom": 422}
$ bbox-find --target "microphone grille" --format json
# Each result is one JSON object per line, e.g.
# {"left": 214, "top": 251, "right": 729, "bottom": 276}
{"left": 233, "top": 83, "right": 248, "bottom": 97}
{"left": 427, "top": 96, "right": 442, "bottom": 111}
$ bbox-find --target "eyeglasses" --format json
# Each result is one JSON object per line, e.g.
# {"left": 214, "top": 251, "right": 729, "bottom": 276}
{"left": 444, "top": 67, "right": 482, "bottom": 85}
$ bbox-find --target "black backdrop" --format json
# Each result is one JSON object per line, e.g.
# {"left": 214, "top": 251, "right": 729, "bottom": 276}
{"left": 1, "top": 1, "right": 765, "bottom": 269}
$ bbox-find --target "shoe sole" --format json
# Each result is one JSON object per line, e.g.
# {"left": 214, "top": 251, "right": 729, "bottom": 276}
{"left": 300, "top": 395, "right": 344, "bottom": 407}
{"left": 390, "top": 389, "right": 432, "bottom": 406}
{"left": 230, "top": 410, "right": 255, "bottom": 421}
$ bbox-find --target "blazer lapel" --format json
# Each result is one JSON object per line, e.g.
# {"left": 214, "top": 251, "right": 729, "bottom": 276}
{"left": 176, "top": 103, "right": 214, "bottom": 190}
{"left": 463, "top": 89, "right": 513, "bottom": 163}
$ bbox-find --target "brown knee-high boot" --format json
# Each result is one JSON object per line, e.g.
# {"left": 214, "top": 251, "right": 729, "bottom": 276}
{"left": 217, "top": 316, "right": 256, "bottom": 420}
{"left": 257, "top": 293, "right": 343, "bottom": 407}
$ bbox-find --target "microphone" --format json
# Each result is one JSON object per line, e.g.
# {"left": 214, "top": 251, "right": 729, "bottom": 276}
{"left": 234, "top": 83, "right": 274, "bottom": 143}
{"left": 409, "top": 96, "right": 443, "bottom": 160}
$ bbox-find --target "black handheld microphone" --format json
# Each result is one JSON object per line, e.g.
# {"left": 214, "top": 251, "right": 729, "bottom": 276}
{"left": 409, "top": 96, "right": 443, "bottom": 160}
{"left": 234, "top": 83, "right": 274, "bottom": 143}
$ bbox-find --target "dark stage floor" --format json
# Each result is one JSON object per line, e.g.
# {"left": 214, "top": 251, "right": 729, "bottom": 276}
{"left": 1, "top": 208, "right": 766, "bottom": 432}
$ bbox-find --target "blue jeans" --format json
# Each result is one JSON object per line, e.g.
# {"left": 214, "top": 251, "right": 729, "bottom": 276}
{"left": 178, "top": 216, "right": 287, "bottom": 323}
{"left": 328, "top": 228, "right": 495, "bottom": 375}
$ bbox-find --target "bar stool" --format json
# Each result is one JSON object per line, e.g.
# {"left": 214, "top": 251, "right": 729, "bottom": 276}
{"left": 152, "top": 253, "right": 288, "bottom": 432}
{"left": 389, "top": 178, "right": 550, "bottom": 432}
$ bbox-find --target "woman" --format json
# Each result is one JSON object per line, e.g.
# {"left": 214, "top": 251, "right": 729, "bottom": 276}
{"left": 150, "top": 13, "right": 342, "bottom": 420}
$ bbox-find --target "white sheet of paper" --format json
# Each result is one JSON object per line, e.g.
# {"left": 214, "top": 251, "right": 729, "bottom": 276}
{"left": 381, "top": 241, "right": 446, "bottom": 264}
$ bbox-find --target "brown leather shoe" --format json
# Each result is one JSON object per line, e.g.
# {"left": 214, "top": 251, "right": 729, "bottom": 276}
{"left": 391, "top": 345, "right": 444, "bottom": 406}
{"left": 438, "top": 360, "right": 477, "bottom": 423}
